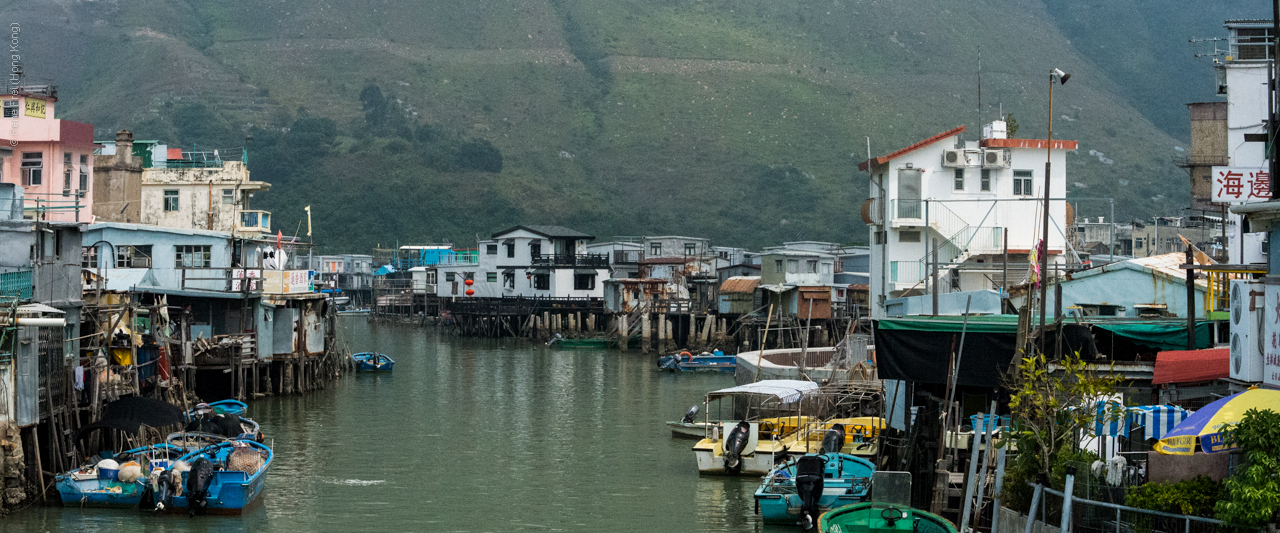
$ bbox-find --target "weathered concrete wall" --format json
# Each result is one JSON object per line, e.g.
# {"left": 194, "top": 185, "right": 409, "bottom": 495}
{"left": 998, "top": 505, "right": 1062, "bottom": 533}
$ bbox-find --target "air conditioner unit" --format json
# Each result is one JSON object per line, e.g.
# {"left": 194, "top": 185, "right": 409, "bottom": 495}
{"left": 1229, "top": 279, "right": 1264, "bottom": 382}
{"left": 942, "top": 149, "right": 968, "bottom": 168}
{"left": 982, "top": 149, "right": 1010, "bottom": 169}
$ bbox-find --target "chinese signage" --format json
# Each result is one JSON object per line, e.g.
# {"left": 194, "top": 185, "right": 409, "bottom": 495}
{"left": 1263, "top": 284, "right": 1280, "bottom": 388}
{"left": 1211, "top": 167, "right": 1270, "bottom": 203}
{"left": 231, "top": 269, "right": 261, "bottom": 292}
{"left": 23, "top": 98, "right": 44, "bottom": 119}
{"left": 262, "top": 270, "right": 312, "bottom": 294}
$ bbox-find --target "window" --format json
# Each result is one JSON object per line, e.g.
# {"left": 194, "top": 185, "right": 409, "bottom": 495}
{"left": 787, "top": 259, "right": 799, "bottom": 274}
{"left": 63, "top": 153, "right": 72, "bottom": 196}
{"left": 574, "top": 273, "right": 596, "bottom": 290}
{"left": 115, "top": 245, "right": 153, "bottom": 268}
{"left": 486, "top": 244, "right": 498, "bottom": 255}
{"left": 684, "top": 243, "right": 697, "bottom": 256}
{"left": 650, "top": 242, "right": 662, "bottom": 256}
{"left": 2, "top": 99, "right": 16, "bottom": 118}
{"left": 807, "top": 260, "right": 818, "bottom": 273}
{"left": 821, "top": 262, "right": 832, "bottom": 274}
{"left": 486, "top": 272, "right": 497, "bottom": 282}
{"left": 163, "top": 190, "right": 180, "bottom": 211}
{"left": 222, "top": 189, "right": 235, "bottom": 204}
{"left": 533, "top": 273, "right": 549, "bottom": 290}
{"left": 82, "top": 246, "right": 98, "bottom": 268}
{"left": 241, "top": 211, "right": 259, "bottom": 228}
{"left": 775, "top": 259, "right": 784, "bottom": 273}
{"left": 953, "top": 168, "right": 965, "bottom": 191}
{"left": 505, "top": 243, "right": 514, "bottom": 258}
{"left": 79, "top": 155, "right": 88, "bottom": 196}
{"left": 1013, "top": 170, "right": 1033, "bottom": 196}
{"left": 980, "top": 169, "right": 991, "bottom": 192}
{"left": 503, "top": 271, "right": 515, "bottom": 289}
{"left": 175, "top": 245, "right": 211, "bottom": 268}
{"left": 529, "top": 241, "right": 542, "bottom": 257}
{"left": 899, "top": 231, "right": 921, "bottom": 243}
{"left": 445, "top": 272, "right": 455, "bottom": 282}
{"left": 20, "top": 152, "right": 42, "bottom": 186}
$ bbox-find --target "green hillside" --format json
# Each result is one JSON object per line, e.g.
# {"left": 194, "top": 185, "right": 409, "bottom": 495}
{"left": 0, "top": 0, "right": 1242, "bottom": 252}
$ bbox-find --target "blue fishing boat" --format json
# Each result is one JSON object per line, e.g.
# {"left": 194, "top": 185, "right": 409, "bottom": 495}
{"left": 55, "top": 443, "right": 187, "bottom": 508}
{"left": 352, "top": 352, "right": 395, "bottom": 372}
{"left": 166, "top": 440, "right": 273, "bottom": 515}
{"left": 188, "top": 399, "right": 248, "bottom": 418}
{"left": 657, "top": 350, "right": 736, "bottom": 372}
{"left": 754, "top": 427, "right": 875, "bottom": 528}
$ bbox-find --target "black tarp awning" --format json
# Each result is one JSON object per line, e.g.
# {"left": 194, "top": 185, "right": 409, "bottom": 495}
{"left": 874, "top": 317, "right": 1019, "bottom": 388}
{"left": 75, "top": 396, "right": 186, "bottom": 443}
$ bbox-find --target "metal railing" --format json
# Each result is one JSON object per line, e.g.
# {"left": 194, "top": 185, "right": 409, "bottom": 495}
{"left": 0, "top": 270, "right": 33, "bottom": 301}
{"left": 893, "top": 199, "right": 923, "bottom": 220}
{"left": 1172, "top": 154, "right": 1229, "bottom": 167}
{"left": 1026, "top": 481, "right": 1229, "bottom": 533}
{"left": 531, "top": 253, "right": 610, "bottom": 268}
{"left": 1205, "top": 268, "right": 1266, "bottom": 319}
{"left": 180, "top": 268, "right": 265, "bottom": 292}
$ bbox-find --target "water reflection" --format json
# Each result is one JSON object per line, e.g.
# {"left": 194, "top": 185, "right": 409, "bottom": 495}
{"left": 11, "top": 319, "right": 801, "bottom": 532}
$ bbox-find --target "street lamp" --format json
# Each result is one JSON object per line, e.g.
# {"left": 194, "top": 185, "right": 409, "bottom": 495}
{"left": 1039, "top": 68, "right": 1070, "bottom": 355}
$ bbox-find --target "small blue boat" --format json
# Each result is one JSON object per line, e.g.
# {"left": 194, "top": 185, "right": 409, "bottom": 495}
{"left": 657, "top": 350, "right": 736, "bottom": 372}
{"left": 187, "top": 399, "right": 248, "bottom": 419}
{"left": 168, "top": 440, "right": 273, "bottom": 515}
{"left": 754, "top": 427, "right": 876, "bottom": 528}
{"left": 55, "top": 443, "right": 187, "bottom": 508}
{"left": 353, "top": 352, "right": 395, "bottom": 372}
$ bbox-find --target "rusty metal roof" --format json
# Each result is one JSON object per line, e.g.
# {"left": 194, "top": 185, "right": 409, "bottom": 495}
{"left": 720, "top": 276, "right": 761, "bottom": 294}
{"left": 639, "top": 257, "right": 688, "bottom": 265}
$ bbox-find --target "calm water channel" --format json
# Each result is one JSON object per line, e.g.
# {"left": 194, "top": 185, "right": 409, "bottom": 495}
{"left": 9, "top": 317, "right": 797, "bottom": 532}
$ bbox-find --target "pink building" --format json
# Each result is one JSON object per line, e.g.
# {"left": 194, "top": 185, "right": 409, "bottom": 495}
{"left": 1, "top": 87, "right": 96, "bottom": 222}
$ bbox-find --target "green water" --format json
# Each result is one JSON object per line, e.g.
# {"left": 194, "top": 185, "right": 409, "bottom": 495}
{"left": 8, "top": 317, "right": 794, "bottom": 532}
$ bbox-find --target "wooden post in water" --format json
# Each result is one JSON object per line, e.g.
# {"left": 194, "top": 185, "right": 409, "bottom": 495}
{"left": 657, "top": 313, "right": 666, "bottom": 352}
{"left": 641, "top": 313, "right": 651, "bottom": 353}
{"left": 618, "top": 315, "right": 628, "bottom": 352}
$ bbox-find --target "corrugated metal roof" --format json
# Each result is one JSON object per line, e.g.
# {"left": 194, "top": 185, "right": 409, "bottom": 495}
{"left": 1129, "top": 252, "right": 1206, "bottom": 285}
{"left": 491, "top": 225, "right": 594, "bottom": 239}
{"left": 719, "top": 276, "right": 760, "bottom": 293}
{"left": 639, "top": 257, "right": 687, "bottom": 265}
{"left": 1152, "top": 348, "right": 1228, "bottom": 385}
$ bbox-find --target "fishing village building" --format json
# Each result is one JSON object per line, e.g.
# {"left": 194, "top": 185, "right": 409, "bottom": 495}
{"left": 0, "top": 86, "right": 96, "bottom": 223}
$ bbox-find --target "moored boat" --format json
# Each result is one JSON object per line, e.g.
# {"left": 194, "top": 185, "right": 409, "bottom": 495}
{"left": 166, "top": 440, "right": 273, "bottom": 515}
{"left": 352, "top": 352, "right": 395, "bottom": 372}
{"left": 55, "top": 443, "right": 186, "bottom": 508}
{"left": 657, "top": 350, "right": 736, "bottom": 372}
{"left": 754, "top": 426, "right": 876, "bottom": 527}
{"left": 818, "top": 502, "right": 957, "bottom": 533}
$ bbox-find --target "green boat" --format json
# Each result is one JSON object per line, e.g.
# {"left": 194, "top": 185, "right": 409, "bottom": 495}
{"left": 548, "top": 337, "right": 610, "bottom": 348}
{"left": 819, "top": 502, "right": 957, "bottom": 533}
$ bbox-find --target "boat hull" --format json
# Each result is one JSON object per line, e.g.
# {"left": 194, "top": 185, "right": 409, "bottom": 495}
{"left": 657, "top": 354, "right": 736, "bottom": 372}
{"left": 352, "top": 352, "right": 395, "bottom": 372}
{"left": 818, "top": 502, "right": 958, "bottom": 533}
{"left": 667, "top": 421, "right": 712, "bottom": 439}
{"left": 56, "top": 476, "right": 146, "bottom": 508}
{"left": 169, "top": 467, "right": 268, "bottom": 515}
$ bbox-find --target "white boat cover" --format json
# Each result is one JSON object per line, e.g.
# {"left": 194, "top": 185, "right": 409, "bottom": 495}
{"left": 707, "top": 380, "right": 819, "bottom": 404}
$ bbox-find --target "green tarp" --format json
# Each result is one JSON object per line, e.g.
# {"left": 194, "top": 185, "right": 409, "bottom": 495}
{"left": 876, "top": 316, "right": 1212, "bottom": 351}
{"left": 1091, "top": 321, "right": 1213, "bottom": 351}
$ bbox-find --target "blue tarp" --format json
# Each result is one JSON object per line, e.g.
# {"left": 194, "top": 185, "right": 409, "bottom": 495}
{"left": 374, "top": 265, "right": 397, "bottom": 276}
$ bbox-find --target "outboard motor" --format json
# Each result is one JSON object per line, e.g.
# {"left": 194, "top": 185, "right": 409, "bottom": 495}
{"left": 723, "top": 421, "right": 751, "bottom": 473}
{"left": 821, "top": 424, "right": 847, "bottom": 454}
{"left": 681, "top": 405, "right": 700, "bottom": 424}
{"left": 141, "top": 469, "right": 176, "bottom": 511}
{"left": 187, "top": 457, "right": 215, "bottom": 517}
{"left": 795, "top": 455, "right": 826, "bottom": 530}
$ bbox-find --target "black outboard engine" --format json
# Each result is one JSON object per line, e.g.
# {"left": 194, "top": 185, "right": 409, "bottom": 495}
{"left": 723, "top": 421, "right": 751, "bottom": 473}
{"left": 821, "top": 424, "right": 847, "bottom": 454}
{"left": 187, "top": 413, "right": 246, "bottom": 438}
{"left": 681, "top": 405, "right": 700, "bottom": 424}
{"left": 795, "top": 455, "right": 826, "bottom": 530}
{"left": 187, "top": 457, "right": 214, "bottom": 517}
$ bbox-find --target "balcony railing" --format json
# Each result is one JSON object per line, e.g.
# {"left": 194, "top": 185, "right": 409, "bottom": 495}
{"left": 891, "top": 199, "right": 923, "bottom": 220}
{"left": 0, "top": 269, "right": 32, "bottom": 301}
{"left": 531, "top": 253, "right": 610, "bottom": 268}
{"left": 1172, "top": 154, "right": 1228, "bottom": 168}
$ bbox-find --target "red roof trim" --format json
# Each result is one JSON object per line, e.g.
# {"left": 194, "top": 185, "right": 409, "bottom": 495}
{"left": 858, "top": 125, "right": 966, "bottom": 172}
{"left": 981, "top": 138, "right": 1079, "bottom": 150}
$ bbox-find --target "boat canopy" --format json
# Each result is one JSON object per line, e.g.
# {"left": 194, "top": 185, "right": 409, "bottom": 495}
{"left": 706, "top": 379, "right": 819, "bottom": 404}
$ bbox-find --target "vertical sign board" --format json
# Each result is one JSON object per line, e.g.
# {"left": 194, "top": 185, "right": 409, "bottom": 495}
{"left": 1211, "top": 167, "right": 1270, "bottom": 204}
{"left": 1264, "top": 284, "right": 1280, "bottom": 388}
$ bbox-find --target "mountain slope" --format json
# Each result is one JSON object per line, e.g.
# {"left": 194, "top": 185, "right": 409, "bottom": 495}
{"left": 1, "top": 0, "right": 1218, "bottom": 251}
